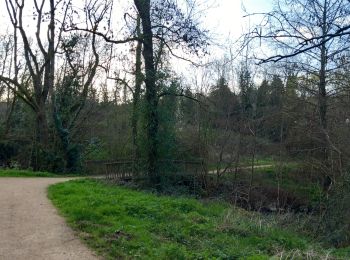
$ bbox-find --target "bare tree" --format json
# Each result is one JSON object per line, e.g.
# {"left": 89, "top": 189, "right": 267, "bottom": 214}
{"left": 0, "top": 0, "right": 70, "bottom": 169}
{"left": 248, "top": 0, "right": 350, "bottom": 184}
{"left": 0, "top": 32, "right": 17, "bottom": 136}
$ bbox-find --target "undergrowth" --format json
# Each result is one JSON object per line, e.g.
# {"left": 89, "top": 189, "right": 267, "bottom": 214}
{"left": 48, "top": 179, "right": 348, "bottom": 259}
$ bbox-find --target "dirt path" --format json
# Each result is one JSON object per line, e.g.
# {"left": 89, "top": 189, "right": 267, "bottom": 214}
{"left": 0, "top": 178, "right": 99, "bottom": 260}
{"left": 208, "top": 164, "right": 273, "bottom": 174}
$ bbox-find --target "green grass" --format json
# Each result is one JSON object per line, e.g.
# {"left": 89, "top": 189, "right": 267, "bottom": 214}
{"left": 0, "top": 169, "right": 59, "bottom": 177}
{"left": 0, "top": 168, "right": 85, "bottom": 178}
{"left": 240, "top": 156, "right": 276, "bottom": 167}
{"left": 251, "top": 164, "right": 323, "bottom": 202}
{"left": 217, "top": 161, "right": 321, "bottom": 202}
{"left": 48, "top": 179, "right": 344, "bottom": 259}
{"left": 208, "top": 157, "right": 282, "bottom": 172}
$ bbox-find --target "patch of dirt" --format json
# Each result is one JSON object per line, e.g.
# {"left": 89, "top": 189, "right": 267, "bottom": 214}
{"left": 106, "top": 230, "right": 133, "bottom": 242}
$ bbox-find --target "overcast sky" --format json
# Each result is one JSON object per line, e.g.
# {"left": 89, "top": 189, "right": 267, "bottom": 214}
{"left": 204, "top": 0, "right": 272, "bottom": 40}
{"left": 0, "top": 0, "right": 273, "bottom": 41}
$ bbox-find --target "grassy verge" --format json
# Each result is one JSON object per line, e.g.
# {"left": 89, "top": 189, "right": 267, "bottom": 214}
{"left": 208, "top": 157, "right": 276, "bottom": 171}
{"left": 0, "top": 169, "right": 59, "bottom": 177}
{"left": 239, "top": 156, "right": 276, "bottom": 167}
{"left": 216, "top": 161, "right": 321, "bottom": 201}
{"left": 0, "top": 168, "right": 85, "bottom": 177}
{"left": 250, "top": 164, "right": 323, "bottom": 201}
{"left": 48, "top": 179, "right": 345, "bottom": 259}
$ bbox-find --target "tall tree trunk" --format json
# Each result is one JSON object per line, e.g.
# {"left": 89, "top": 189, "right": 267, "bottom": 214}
{"left": 32, "top": 103, "right": 49, "bottom": 171}
{"left": 319, "top": 2, "right": 328, "bottom": 143}
{"left": 36, "top": 107, "right": 49, "bottom": 146}
{"left": 32, "top": 0, "right": 55, "bottom": 170}
{"left": 132, "top": 16, "right": 142, "bottom": 160}
{"left": 3, "top": 24, "right": 18, "bottom": 137}
{"left": 319, "top": 42, "right": 328, "bottom": 162}
{"left": 319, "top": 1, "right": 332, "bottom": 190}
{"left": 134, "top": 0, "right": 160, "bottom": 188}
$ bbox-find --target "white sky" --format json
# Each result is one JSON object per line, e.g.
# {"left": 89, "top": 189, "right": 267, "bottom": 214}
{"left": 0, "top": 0, "right": 273, "bottom": 44}
{"left": 204, "top": 0, "right": 272, "bottom": 40}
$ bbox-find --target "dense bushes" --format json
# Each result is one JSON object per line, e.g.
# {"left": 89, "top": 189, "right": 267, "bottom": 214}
{"left": 322, "top": 175, "right": 350, "bottom": 247}
{"left": 0, "top": 141, "right": 18, "bottom": 167}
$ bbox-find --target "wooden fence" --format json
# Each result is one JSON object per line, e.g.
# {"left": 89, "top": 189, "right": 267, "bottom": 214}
{"left": 105, "top": 160, "right": 145, "bottom": 180}
{"left": 84, "top": 159, "right": 206, "bottom": 184}
{"left": 84, "top": 160, "right": 111, "bottom": 176}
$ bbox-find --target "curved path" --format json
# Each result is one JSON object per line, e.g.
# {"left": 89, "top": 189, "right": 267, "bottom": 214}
{"left": 0, "top": 178, "right": 99, "bottom": 260}
{"left": 208, "top": 164, "right": 273, "bottom": 175}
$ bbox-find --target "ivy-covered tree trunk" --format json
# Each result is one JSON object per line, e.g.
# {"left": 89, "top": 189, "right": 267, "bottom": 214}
{"left": 53, "top": 105, "right": 80, "bottom": 173}
{"left": 36, "top": 100, "right": 49, "bottom": 146}
{"left": 32, "top": 103, "right": 49, "bottom": 171}
{"left": 134, "top": 0, "right": 160, "bottom": 188}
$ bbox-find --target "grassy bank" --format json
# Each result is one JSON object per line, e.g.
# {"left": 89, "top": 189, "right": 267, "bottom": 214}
{"left": 0, "top": 168, "right": 85, "bottom": 177}
{"left": 48, "top": 179, "right": 346, "bottom": 259}
{"left": 0, "top": 169, "right": 59, "bottom": 177}
{"left": 208, "top": 157, "right": 276, "bottom": 171}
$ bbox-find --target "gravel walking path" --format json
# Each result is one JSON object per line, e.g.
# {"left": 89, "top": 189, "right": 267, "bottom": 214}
{"left": 0, "top": 178, "right": 99, "bottom": 260}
